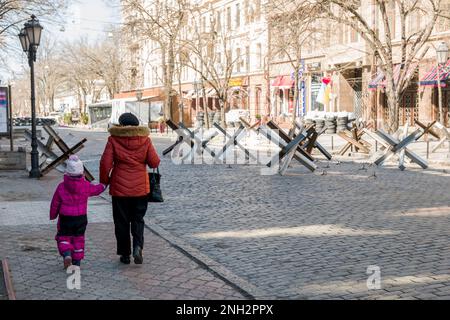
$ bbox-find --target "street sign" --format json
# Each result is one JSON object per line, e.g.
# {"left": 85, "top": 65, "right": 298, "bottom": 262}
{"left": 228, "top": 78, "right": 243, "bottom": 87}
{"left": 0, "top": 86, "right": 10, "bottom": 136}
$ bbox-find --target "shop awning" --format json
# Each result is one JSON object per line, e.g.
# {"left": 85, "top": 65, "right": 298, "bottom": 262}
{"left": 272, "top": 75, "right": 294, "bottom": 89}
{"left": 368, "top": 63, "right": 418, "bottom": 90}
{"left": 419, "top": 59, "right": 450, "bottom": 87}
{"left": 184, "top": 88, "right": 218, "bottom": 99}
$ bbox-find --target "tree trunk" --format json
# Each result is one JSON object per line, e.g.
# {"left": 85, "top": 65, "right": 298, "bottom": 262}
{"left": 177, "top": 72, "right": 184, "bottom": 124}
{"left": 50, "top": 92, "right": 55, "bottom": 113}
{"left": 166, "top": 40, "right": 176, "bottom": 121}
{"left": 386, "top": 90, "right": 399, "bottom": 133}
{"left": 201, "top": 81, "right": 210, "bottom": 129}
{"left": 161, "top": 46, "right": 170, "bottom": 120}
{"left": 220, "top": 98, "right": 227, "bottom": 128}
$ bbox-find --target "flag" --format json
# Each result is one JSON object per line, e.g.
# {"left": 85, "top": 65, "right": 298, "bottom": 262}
{"left": 316, "top": 77, "right": 332, "bottom": 106}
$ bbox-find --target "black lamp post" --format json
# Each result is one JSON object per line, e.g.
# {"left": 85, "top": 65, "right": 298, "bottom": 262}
{"left": 18, "top": 15, "right": 43, "bottom": 178}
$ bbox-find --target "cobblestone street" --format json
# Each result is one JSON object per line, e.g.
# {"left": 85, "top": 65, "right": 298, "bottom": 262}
{"left": 1, "top": 128, "right": 450, "bottom": 300}
{"left": 149, "top": 133, "right": 450, "bottom": 300}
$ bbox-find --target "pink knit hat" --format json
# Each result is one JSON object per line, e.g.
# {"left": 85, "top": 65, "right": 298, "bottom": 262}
{"left": 65, "top": 155, "right": 84, "bottom": 176}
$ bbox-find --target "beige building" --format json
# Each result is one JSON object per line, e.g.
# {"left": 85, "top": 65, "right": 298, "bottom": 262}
{"left": 269, "top": 0, "right": 450, "bottom": 128}
{"left": 120, "top": 0, "right": 450, "bottom": 128}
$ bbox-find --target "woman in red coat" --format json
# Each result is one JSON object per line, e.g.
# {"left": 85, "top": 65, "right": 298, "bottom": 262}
{"left": 100, "top": 113, "right": 160, "bottom": 264}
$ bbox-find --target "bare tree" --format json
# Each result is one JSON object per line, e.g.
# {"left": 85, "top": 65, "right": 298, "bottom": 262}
{"left": 0, "top": 0, "right": 67, "bottom": 40}
{"left": 0, "top": 0, "right": 67, "bottom": 91}
{"left": 34, "top": 37, "right": 65, "bottom": 114}
{"left": 179, "top": 4, "right": 242, "bottom": 128}
{"left": 312, "top": 0, "right": 444, "bottom": 132}
{"left": 10, "top": 73, "right": 31, "bottom": 116}
{"left": 266, "top": 1, "right": 321, "bottom": 130}
{"left": 122, "top": 0, "right": 189, "bottom": 120}
{"left": 60, "top": 39, "right": 102, "bottom": 114}
{"left": 77, "top": 29, "right": 127, "bottom": 99}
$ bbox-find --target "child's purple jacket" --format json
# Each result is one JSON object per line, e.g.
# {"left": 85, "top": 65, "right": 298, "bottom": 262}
{"left": 50, "top": 175, "right": 105, "bottom": 220}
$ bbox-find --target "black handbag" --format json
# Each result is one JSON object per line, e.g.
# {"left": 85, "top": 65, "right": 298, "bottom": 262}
{"left": 148, "top": 167, "right": 164, "bottom": 202}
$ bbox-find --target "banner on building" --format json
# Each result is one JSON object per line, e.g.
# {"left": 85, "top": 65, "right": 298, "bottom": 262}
{"left": 291, "top": 60, "right": 306, "bottom": 117}
{"left": 316, "top": 77, "right": 332, "bottom": 106}
{"left": 0, "top": 86, "right": 9, "bottom": 136}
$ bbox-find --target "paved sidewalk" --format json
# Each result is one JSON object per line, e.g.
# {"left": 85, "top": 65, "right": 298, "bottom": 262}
{"left": 0, "top": 170, "right": 245, "bottom": 300}
{"left": 0, "top": 223, "right": 245, "bottom": 300}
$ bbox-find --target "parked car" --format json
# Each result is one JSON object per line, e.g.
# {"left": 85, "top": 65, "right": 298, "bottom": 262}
{"left": 44, "top": 112, "right": 63, "bottom": 125}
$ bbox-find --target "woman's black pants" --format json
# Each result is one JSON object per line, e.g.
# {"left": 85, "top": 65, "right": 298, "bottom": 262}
{"left": 112, "top": 196, "right": 148, "bottom": 256}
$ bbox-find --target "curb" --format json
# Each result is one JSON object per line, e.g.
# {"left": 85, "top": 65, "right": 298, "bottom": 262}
{"left": 145, "top": 220, "right": 270, "bottom": 300}
{"left": 96, "top": 195, "right": 267, "bottom": 299}
{"left": 1, "top": 259, "right": 16, "bottom": 300}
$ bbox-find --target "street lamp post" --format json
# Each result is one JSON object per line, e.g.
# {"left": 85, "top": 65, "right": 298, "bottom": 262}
{"left": 436, "top": 42, "right": 449, "bottom": 125}
{"left": 18, "top": 15, "right": 43, "bottom": 178}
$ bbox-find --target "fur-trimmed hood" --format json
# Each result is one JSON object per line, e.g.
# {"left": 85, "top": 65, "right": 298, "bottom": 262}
{"left": 108, "top": 125, "right": 150, "bottom": 137}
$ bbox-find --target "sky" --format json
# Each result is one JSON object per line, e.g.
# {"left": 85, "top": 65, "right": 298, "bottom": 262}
{"left": 43, "top": 0, "right": 122, "bottom": 42}
{"left": 0, "top": 0, "right": 122, "bottom": 82}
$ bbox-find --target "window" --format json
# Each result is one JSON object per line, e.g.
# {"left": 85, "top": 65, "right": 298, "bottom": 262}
{"left": 227, "top": 7, "right": 232, "bottom": 30}
{"left": 217, "top": 10, "right": 222, "bottom": 32}
{"left": 350, "top": 27, "right": 358, "bottom": 43}
{"left": 216, "top": 52, "right": 222, "bottom": 74}
{"left": 235, "top": 3, "right": 241, "bottom": 28}
{"left": 387, "top": 1, "right": 396, "bottom": 39}
{"left": 408, "top": 11, "right": 420, "bottom": 33}
{"left": 436, "top": 0, "right": 450, "bottom": 32}
{"left": 202, "top": 16, "right": 207, "bottom": 33}
{"left": 152, "top": 66, "right": 158, "bottom": 85}
{"left": 245, "top": 46, "right": 250, "bottom": 72}
{"left": 183, "top": 66, "right": 188, "bottom": 81}
{"left": 256, "top": 43, "right": 262, "bottom": 69}
{"left": 207, "top": 43, "right": 214, "bottom": 58}
{"left": 337, "top": 23, "right": 344, "bottom": 44}
{"left": 146, "top": 67, "right": 151, "bottom": 86}
{"left": 255, "top": 0, "right": 261, "bottom": 21}
{"left": 236, "top": 48, "right": 241, "bottom": 73}
{"left": 244, "top": 0, "right": 249, "bottom": 25}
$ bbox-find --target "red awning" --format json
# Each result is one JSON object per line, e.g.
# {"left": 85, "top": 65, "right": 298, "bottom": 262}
{"left": 419, "top": 59, "right": 450, "bottom": 87}
{"left": 368, "top": 63, "right": 418, "bottom": 90}
{"left": 272, "top": 76, "right": 294, "bottom": 89}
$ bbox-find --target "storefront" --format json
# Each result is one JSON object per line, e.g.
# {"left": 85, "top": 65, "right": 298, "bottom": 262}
{"left": 419, "top": 59, "right": 450, "bottom": 126}
{"left": 368, "top": 63, "right": 419, "bottom": 127}
{"left": 114, "top": 87, "right": 181, "bottom": 125}
{"left": 270, "top": 75, "right": 294, "bottom": 121}
{"left": 228, "top": 77, "right": 249, "bottom": 111}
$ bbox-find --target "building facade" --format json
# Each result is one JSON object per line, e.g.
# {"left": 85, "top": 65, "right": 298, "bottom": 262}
{"left": 120, "top": 0, "right": 450, "bottom": 128}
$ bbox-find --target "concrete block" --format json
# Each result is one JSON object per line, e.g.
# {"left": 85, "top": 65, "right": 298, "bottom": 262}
{"left": 0, "top": 150, "right": 26, "bottom": 170}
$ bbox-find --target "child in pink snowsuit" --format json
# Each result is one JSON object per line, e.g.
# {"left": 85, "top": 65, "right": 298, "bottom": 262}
{"left": 50, "top": 155, "right": 106, "bottom": 268}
